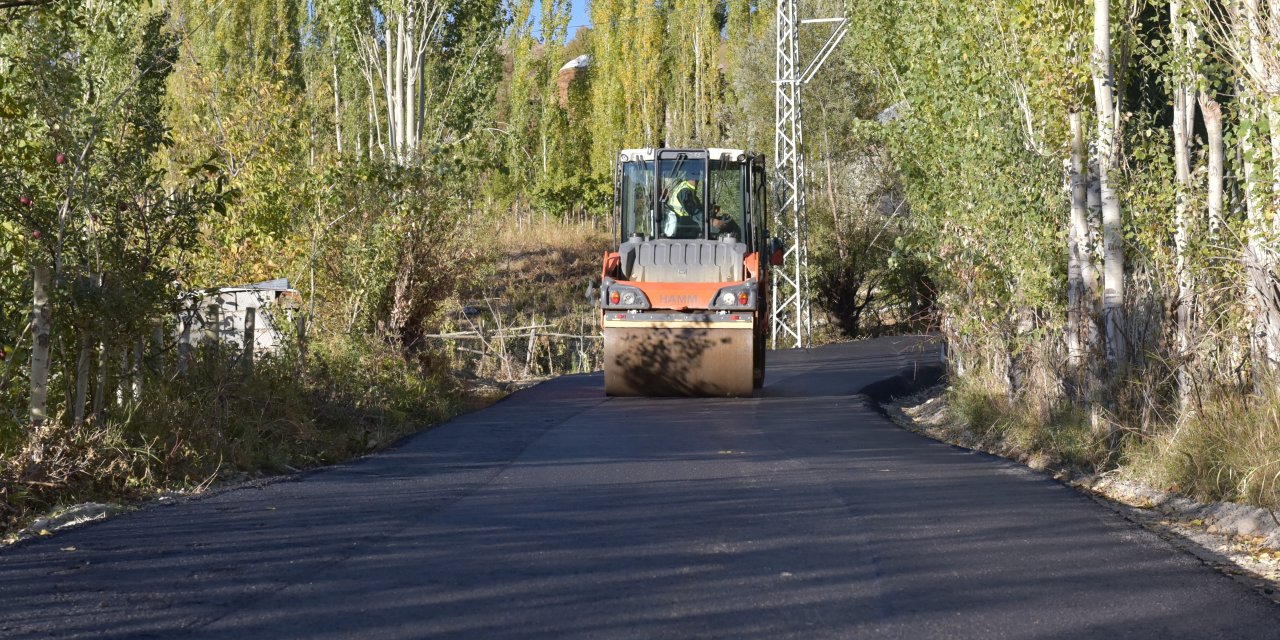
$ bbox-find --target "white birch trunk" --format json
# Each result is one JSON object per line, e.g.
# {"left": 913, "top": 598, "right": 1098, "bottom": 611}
{"left": 404, "top": 8, "right": 417, "bottom": 162}
{"left": 1200, "top": 94, "right": 1224, "bottom": 238}
{"left": 1171, "top": 0, "right": 1194, "bottom": 408}
{"left": 395, "top": 14, "right": 407, "bottom": 162}
{"left": 29, "top": 265, "right": 51, "bottom": 426}
{"left": 384, "top": 16, "right": 396, "bottom": 162}
{"left": 1092, "top": 0, "right": 1126, "bottom": 367}
{"left": 1068, "top": 112, "right": 1091, "bottom": 370}
{"left": 1242, "top": 0, "right": 1280, "bottom": 369}
{"left": 332, "top": 26, "right": 342, "bottom": 155}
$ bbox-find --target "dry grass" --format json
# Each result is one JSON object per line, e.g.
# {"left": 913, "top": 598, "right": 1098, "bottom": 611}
{"left": 944, "top": 337, "right": 1280, "bottom": 510}
{"left": 438, "top": 220, "right": 610, "bottom": 381}
{"left": 947, "top": 370, "right": 1102, "bottom": 471}
{"left": 0, "top": 335, "right": 472, "bottom": 538}
{"left": 1128, "top": 386, "right": 1280, "bottom": 509}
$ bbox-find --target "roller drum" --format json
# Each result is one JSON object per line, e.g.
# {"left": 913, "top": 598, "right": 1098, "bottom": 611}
{"left": 603, "top": 324, "right": 755, "bottom": 397}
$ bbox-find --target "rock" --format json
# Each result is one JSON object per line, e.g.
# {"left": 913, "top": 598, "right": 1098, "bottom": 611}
{"left": 1235, "top": 514, "right": 1263, "bottom": 537}
{"left": 20, "top": 502, "right": 125, "bottom": 539}
{"left": 1264, "top": 530, "right": 1280, "bottom": 551}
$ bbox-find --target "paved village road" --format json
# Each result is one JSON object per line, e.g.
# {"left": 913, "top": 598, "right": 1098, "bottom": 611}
{"left": 2, "top": 336, "right": 1278, "bottom": 639}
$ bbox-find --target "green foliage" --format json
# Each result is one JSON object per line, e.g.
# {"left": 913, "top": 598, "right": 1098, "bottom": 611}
{"left": 0, "top": 1, "right": 221, "bottom": 428}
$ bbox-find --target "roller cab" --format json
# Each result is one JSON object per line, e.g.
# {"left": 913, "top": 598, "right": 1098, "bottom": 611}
{"left": 600, "top": 148, "right": 771, "bottom": 397}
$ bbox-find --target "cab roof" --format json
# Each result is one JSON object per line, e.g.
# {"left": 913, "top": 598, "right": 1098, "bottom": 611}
{"left": 619, "top": 148, "right": 753, "bottom": 162}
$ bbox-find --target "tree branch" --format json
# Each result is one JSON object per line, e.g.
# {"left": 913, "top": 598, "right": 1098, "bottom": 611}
{"left": 0, "top": 0, "right": 57, "bottom": 10}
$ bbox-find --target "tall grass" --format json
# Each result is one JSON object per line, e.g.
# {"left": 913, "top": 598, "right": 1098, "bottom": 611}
{"left": 435, "top": 220, "right": 609, "bottom": 380}
{"left": 947, "top": 370, "right": 1102, "bottom": 470}
{"left": 1128, "top": 386, "right": 1280, "bottom": 509}
{"left": 943, "top": 334, "right": 1280, "bottom": 509}
{"left": 0, "top": 334, "right": 470, "bottom": 536}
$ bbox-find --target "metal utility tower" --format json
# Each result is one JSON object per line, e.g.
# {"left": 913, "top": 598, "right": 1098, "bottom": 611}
{"left": 772, "top": 3, "right": 848, "bottom": 349}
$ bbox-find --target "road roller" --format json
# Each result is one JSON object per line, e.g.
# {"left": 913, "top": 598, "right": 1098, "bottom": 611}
{"left": 599, "top": 147, "right": 778, "bottom": 397}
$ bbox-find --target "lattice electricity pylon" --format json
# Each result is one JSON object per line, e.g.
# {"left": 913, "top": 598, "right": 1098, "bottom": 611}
{"left": 772, "top": 4, "right": 849, "bottom": 349}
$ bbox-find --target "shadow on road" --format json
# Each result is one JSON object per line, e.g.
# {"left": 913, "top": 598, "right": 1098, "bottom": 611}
{"left": 1, "top": 336, "right": 1277, "bottom": 639}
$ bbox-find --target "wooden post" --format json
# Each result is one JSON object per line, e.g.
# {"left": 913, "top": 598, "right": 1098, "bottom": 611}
{"left": 73, "top": 329, "right": 91, "bottom": 425}
{"left": 177, "top": 315, "right": 191, "bottom": 377}
{"left": 525, "top": 315, "right": 538, "bottom": 375}
{"left": 295, "top": 313, "right": 308, "bottom": 370}
{"left": 93, "top": 340, "right": 107, "bottom": 421}
{"left": 243, "top": 307, "right": 256, "bottom": 375}
{"left": 132, "top": 338, "right": 143, "bottom": 402}
{"left": 29, "top": 265, "right": 51, "bottom": 426}
{"left": 546, "top": 336, "right": 554, "bottom": 376}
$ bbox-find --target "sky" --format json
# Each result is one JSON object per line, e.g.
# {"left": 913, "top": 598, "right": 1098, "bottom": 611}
{"left": 568, "top": 1, "right": 592, "bottom": 33}
{"left": 533, "top": 0, "right": 593, "bottom": 42}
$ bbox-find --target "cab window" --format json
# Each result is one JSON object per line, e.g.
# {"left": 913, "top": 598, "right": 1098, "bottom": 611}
{"left": 658, "top": 157, "right": 707, "bottom": 239}
{"left": 709, "top": 161, "right": 747, "bottom": 247}
{"left": 619, "top": 160, "right": 654, "bottom": 240}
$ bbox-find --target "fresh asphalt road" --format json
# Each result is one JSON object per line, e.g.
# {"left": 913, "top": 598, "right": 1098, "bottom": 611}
{"left": 2, "top": 336, "right": 1278, "bottom": 639}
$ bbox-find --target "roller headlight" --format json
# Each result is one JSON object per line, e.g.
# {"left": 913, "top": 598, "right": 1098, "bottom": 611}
{"left": 601, "top": 281, "right": 651, "bottom": 309}
{"left": 710, "top": 281, "right": 758, "bottom": 310}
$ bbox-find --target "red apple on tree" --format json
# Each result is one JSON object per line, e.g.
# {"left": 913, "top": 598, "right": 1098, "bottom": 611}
{"left": 19, "top": 196, "right": 31, "bottom": 207}
{"left": 31, "top": 230, "right": 41, "bottom": 239}
{"left": 55, "top": 152, "right": 67, "bottom": 165}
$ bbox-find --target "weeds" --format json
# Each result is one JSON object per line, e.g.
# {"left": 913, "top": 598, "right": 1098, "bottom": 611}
{"left": 945, "top": 340, "right": 1280, "bottom": 510}
{"left": 946, "top": 367, "right": 1106, "bottom": 472}
{"left": 0, "top": 334, "right": 470, "bottom": 537}
{"left": 436, "top": 221, "right": 609, "bottom": 381}
{"left": 1129, "top": 386, "right": 1280, "bottom": 509}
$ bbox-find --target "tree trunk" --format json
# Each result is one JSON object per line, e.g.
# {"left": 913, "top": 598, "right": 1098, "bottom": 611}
{"left": 243, "top": 307, "right": 256, "bottom": 376}
{"left": 399, "top": 12, "right": 412, "bottom": 162}
{"left": 1068, "top": 112, "right": 1091, "bottom": 372}
{"left": 1240, "top": 83, "right": 1280, "bottom": 370}
{"left": 384, "top": 16, "right": 396, "bottom": 162}
{"left": 1200, "top": 93, "right": 1224, "bottom": 238}
{"left": 131, "top": 338, "right": 143, "bottom": 403}
{"left": 331, "top": 25, "right": 342, "bottom": 154}
{"left": 92, "top": 340, "right": 107, "bottom": 421}
{"left": 178, "top": 315, "right": 191, "bottom": 377}
{"left": 1092, "top": 0, "right": 1126, "bottom": 369}
{"left": 1171, "top": 0, "right": 1195, "bottom": 409}
{"left": 29, "top": 264, "right": 51, "bottom": 426}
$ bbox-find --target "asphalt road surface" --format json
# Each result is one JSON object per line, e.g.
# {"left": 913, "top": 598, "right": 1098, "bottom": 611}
{"left": 3, "top": 336, "right": 1278, "bottom": 639}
